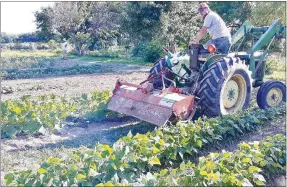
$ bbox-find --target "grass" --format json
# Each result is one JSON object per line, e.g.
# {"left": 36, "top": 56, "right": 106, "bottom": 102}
{"left": 1, "top": 50, "right": 59, "bottom": 58}
{"left": 71, "top": 55, "right": 152, "bottom": 66}
{"left": 2, "top": 64, "right": 108, "bottom": 80}
{"left": 1, "top": 50, "right": 61, "bottom": 70}
{"left": 1, "top": 49, "right": 152, "bottom": 71}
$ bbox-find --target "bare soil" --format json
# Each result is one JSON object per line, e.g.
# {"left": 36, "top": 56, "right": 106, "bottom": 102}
{"left": 1, "top": 71, "right": 149, "bottom": 101}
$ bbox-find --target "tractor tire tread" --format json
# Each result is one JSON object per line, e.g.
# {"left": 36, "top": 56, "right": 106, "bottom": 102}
{"left": 198, "top": 57, "right": 252, "bottom": 117}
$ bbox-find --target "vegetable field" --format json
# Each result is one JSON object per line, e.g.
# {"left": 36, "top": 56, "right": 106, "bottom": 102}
{"left": 0, "top": 46, "right": 286, "bottom": 186}
{"left": 1, "top": 53, "right": 286, "bottom": 186}
{"left": 3, "top": 104, "right": 286, "bottom": 186}
{"left": 1, "top": 1, "right": 286, "bottom": 185}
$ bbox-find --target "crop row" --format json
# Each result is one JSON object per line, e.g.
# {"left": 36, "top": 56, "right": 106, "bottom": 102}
{"left": 1, "top": 64, "right": 110, "bottom": 80}
{"left": 1, "top": 91, "right": 110, "bottom": 138}
{"left": 4, "top": 104, "right": 285, "bottom": 186}
{"left": 109, "top": 134, "right": 286, "bottom": 186}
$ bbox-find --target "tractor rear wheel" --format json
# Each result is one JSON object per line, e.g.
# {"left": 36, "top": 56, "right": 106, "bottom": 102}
{"left": 198, "top": 57, "right": 252, "bottom": 117}
{"left": 256, "top": 80, "right": 286, "bottom": 109}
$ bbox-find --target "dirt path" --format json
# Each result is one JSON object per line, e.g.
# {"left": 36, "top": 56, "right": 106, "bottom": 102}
{"left": 1, "top": 71, "right": 149, "bottom": 101}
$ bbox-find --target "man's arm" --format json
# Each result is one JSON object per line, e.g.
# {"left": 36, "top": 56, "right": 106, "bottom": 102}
{"left": 189, "top": 12, "right": 212, "bottom": 46}
{"left": 194, "top": 26, "right": 208, "bottom": 44}
{"left": 189, "top": 26, "right": 208, "bottom": 45}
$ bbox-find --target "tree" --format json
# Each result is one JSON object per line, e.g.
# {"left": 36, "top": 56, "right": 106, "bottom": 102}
{"left": 89, "top": 2, "right": 122, "bottom": 49}
{"left": 209, "top": 2, "right": 252, "bottom": 25}
{"left": 15, "top": 33, "right": 41, "bottom": 42}
{"left": 34, "top": 6, "right": 55, "bottom": 42}
{"left": 120, "top": 2, "right": 171, "bottom": 45}
{"left": 0, "top": 33, "right": 15, "bottom": 43}
{"left": 52, "top": 2, "right": 94, "bottom": 55}
{"left": 160, "top": 2, "right": 201, "bottom": 51}
{"left": 249, "top": 2, "right": 286, "bottom": 26}
{"left": 249, "top": 2, "right": 286, "bottom": 54}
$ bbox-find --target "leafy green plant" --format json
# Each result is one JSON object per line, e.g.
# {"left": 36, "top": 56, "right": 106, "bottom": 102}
{"left": 140, "top": 40, "right": 164, "bottom": 63}
{"left": 137, "top": 134, "right": 286, "bottom": 186}
{"left": 265, "top": 57, "right": 286, "bottom": 75}
{"left": 88, "top": 49, "right": 124, "bottom": 58}
{"left": 1, "top": 94, "right": 76, "bottom": 138}
{"left": 4, "top": 104, "right": 285, "bottom": 185}
{"left": 2, "top": 64, "right": 107, "bottom": 80}
{"left": 1, "top": 90, "right": 111, "bottom": 138}
{"left": 74, "top": 91, "right": 112, "bottom": 121}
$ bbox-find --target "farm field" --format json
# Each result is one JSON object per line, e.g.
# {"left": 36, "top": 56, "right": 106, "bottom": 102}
{"left": 1, "top": 1, "right": 286, "bottom": 186}
{"left": 1, "top": 50, "right": 286, "bottom": 186}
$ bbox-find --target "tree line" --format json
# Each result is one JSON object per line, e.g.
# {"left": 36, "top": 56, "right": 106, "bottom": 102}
{"left": 1, "top": 2, "right": 285, "bottom": 56}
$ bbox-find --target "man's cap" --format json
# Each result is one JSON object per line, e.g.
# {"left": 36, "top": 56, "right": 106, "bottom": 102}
{"left": 199, "top": 3, "right": 209, "bottom": 9}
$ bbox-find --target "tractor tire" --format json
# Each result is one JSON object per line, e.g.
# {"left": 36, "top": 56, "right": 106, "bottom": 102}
{"left": 256, "top": 80, "right": 286, "bottom": 109}
{"left": 198, "top": 57, "right": 252, "bottom": 117}
{"left": 148, "top": 58, "right": 173, "bottom": 89}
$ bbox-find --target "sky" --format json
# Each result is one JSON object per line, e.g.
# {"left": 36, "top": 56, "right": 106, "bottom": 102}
{"left": 1, "top": 2, "right": 55, "bottom": 34}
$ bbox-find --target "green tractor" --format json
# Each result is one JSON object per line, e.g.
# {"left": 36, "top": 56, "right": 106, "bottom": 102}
{"left": 107, "top": 20, "right": 286, "bottom": 126}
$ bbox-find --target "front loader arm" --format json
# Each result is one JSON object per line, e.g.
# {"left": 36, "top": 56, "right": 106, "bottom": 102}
{"left": 231, "top": 20, "right": 254, "bottom": 47}
{"left": 248, "top": 19, "right": 285, "bottom": 54}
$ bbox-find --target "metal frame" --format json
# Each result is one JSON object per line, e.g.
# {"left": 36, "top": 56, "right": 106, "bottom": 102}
{"left": 201, "top": 20, "right": 285, "bottom": 84}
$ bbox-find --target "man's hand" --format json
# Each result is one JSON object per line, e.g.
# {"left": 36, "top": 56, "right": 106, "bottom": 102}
{"left": 189, "top": 40, "right": 199, "bottom": 46}
{"left": 189, "top": 26, "right": 208, "bottom": 46}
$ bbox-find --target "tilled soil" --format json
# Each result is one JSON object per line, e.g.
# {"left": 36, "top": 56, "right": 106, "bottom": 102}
{"left": 1, "top": 71, "right": 149, "bottom": 101}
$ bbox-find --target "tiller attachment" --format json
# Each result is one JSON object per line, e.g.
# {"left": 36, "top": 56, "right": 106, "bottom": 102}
{"left": 107, "top": 69, "right": 196, "bottom": 126}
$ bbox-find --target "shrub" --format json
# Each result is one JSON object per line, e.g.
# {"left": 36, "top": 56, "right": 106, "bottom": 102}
{"left": 88, "top": 49, "right": 121, "bottom": 58}
{"left": 265, "top": 56, "right": 286, "bottom": 75}
{"left": 47, "top": 40, "right": 60, "bottom": 50}
{"left": 141, "top": 40, "right": 164, "bottom": 63}
{"left": 131, "top": 42, "right": 147, "bottom": 57}
{"left": 36, "top": 43, "right": 49, "bottom": 50}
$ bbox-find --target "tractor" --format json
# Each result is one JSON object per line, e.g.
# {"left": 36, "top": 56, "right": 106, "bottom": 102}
{"left": 107, "top": 19, "right": 286, "bottom": 126}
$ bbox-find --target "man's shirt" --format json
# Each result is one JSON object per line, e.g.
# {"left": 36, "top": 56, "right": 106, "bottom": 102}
{"left": 203, "top": 11, "right": 231, "bottom": 41}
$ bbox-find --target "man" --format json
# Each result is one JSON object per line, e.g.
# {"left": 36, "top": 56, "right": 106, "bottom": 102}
{"left": 189, "top": 3, "right": 231, "bottom": 54}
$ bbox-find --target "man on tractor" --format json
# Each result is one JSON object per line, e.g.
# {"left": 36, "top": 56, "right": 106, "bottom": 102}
{"left": 189, "top": 2, "right": 231, "bottom": 54}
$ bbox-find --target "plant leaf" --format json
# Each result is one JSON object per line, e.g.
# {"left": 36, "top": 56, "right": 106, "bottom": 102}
{"left": 149, "top": 157, "right": 161, "bottom": 166}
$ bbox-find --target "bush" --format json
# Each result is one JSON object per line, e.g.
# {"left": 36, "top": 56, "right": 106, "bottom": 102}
{"left": 131, "top": 42, "right": 147, "bottom": 57}
{"left": 88, "top": 49, "right": 121, "bottom": 58}
{"left": 131, "top": 41, "right": 164, "bottom": 63}
{"left": 47, "top": 40, "right": 60, "bottom": 50}
{"left": 265, "top": 56, "right": 286, "bottom": 75}
{"left": 9, "top": 43, "right": 32, "bottom": 50}
{"left": 3, "top": 42, "right": 53, "bottom": 51}
{"left": 35, "top": 43, "right": 49, "bottom": 50}
{"left": 269, "top": 38, "right": 286, "bottom": 55}
{"left": 141, "top": 40, "right": 164, "bottom": 63}
{"left": 53, "top": 48, "right": 63, "bottom": 56}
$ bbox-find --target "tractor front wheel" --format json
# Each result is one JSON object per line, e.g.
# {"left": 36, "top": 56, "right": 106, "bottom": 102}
{"left": 256, "top": 80, "right": 286, "bottom": 109}
{"left": 198, "top": 57, "right": 252, "bottom": 117}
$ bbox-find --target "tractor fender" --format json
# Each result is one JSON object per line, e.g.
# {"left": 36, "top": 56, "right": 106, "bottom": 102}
{"left": 200, "top": 54, "right": 226, "bottom": 74}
